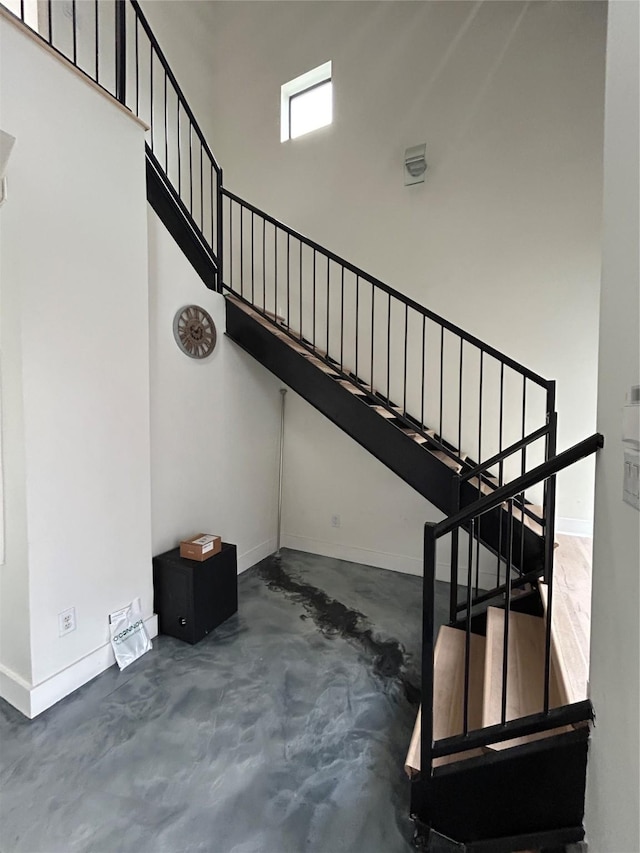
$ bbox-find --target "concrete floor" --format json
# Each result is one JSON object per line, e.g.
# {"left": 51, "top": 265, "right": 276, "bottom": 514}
{"left": 0, "top": 550, "right": 453, "bottom": 853}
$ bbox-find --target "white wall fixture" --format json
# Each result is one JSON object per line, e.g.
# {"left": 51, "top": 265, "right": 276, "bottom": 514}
{"left": 0, "top": 129, "right": 16, "bottom": 206}
{"left": 404, "top": 143, "right": 427, "bottom": 185}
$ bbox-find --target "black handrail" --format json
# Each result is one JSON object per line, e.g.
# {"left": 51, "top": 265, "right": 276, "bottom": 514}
{"left": 435, "top": 432, "right": 604, "bottom": 538}
{"left": 460, "top": 423, "right": 551, "bottom": 484}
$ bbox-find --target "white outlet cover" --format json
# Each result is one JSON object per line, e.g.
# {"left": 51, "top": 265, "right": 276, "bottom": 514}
{"left": 58, "top": 607, "right": 76, "bottom": 636}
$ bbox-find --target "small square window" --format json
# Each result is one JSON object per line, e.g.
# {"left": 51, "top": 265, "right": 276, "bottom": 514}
{"left": 281, "top": 62, "right": 332, "bottom": 142}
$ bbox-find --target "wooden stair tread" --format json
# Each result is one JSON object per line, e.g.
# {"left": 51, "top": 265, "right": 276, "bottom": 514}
{"left": 370, "top": 405, "right": 402, "bottom": 419}
{"left": 432, "top": 450, "right": 466, "bottom": 473}
{"left": 483, "top": 607, "right": 568, "bottom": 750}
{"left": 334, "top": 379, "right": 367, "bottom": 396}
{"left": 400, "top": 430, "right": 429, "bottom": 444}
{"left": 305, "top": 357, "right": 339, "bottom": 375}
{"left": 539, "top": 582, "right": 588, "bottom": 706}
{"left": 405, "top": 627, "right": 486, "bottom": 776}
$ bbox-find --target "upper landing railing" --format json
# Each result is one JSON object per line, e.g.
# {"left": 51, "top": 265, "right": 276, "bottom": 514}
{"left": 2, "top": 0, "right": 223, "bottom": 284}
{"left": 4, "top": 0, "right": 558, "bottom": 546}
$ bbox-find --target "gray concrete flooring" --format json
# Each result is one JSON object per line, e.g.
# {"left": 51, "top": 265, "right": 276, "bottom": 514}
{"left": 0, "top": 550, "right": 452, "bottom": 853}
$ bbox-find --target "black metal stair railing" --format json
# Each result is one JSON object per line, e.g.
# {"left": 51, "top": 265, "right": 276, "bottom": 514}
{"left": 221, "top": 189, "right": 558, "bottom": 557}
{"left": 2, "top": 0, "right": 224, "bottom": 285}
{"left": 420, "top": 432, "right": 603, "bottom": 781}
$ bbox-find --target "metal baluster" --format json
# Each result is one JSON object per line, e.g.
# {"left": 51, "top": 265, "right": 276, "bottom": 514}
{"left": 449, "top": 476, "right": 461, "bottom": 624}
{"left": 216, "top": 168, "right": 224, "bottom": 291}
{"left": 370, "top": 285, "right": 375, "bottom": 391}
{"left": 478, "top": 351, "right": 484, "bottom": 478}
{"left": 501, "top": 502, "right": 514, "bottom": 725}
{"left": 421, "top": 524, "right": 437, "bottom": 782}
{"left": 176, "top": 103, "right": 181, "bottom": 196}
{"left": 48, "top": 0, "right": 52, "bottom": 42}
{"left": 199, "top": 145, "right": 203, "bottom": 230}
{"left": 239, "top": 203, "right": 243, "bottom": 298}
{"left": 386, "top": 294, "right": 391, "bottom": 404}
{"left": 439, "top": 326, "right": 444, "bottom": 442}
{"left": 299, "top": 244, "right": 303, "bottom": 340}
{"left": 403, "top": 304, "right": 408, "bottom": 414}
{"left": 72, "top": 0, "right": 77, "bottom": 64}
{"left": 340, "top": 267, "right": 345, "bottom": 371}
{"left": 149, "top": 44, "right": 154, "bottom": 150}
{"left": 262, "top": 219, "right": 266, "bottom": 311}
{"left": 496, "top": 363, "right": 505, "bottom": 587}
{"left": 474, "top": 350, "right": 484, "bottom": 596}
{"left": 463, "top": 519, "right": 475, "bottom": 735}
{"left": 20, "top": 0, "right": 24, "bottom": 20}
{"left": 95, "top": 0, "right": 100, "bottom": 83}
{"left": 164, "top": 72, "right": 168, "bottom": 172}
{"left": 274, "top": 224, "right": 278, "bottom": 319}
{"left": 326, "top": 259, "right": 330, "bottom": 358}
{"left": 251, "top": 211, "right": 255, "bottom": 304}
{"left": 520, "top": 379, "right": 527, "bottom": 574}
{"left": 421, "top": 315, "right": 426, "bottom": 430}
{"left": 287, "top": 234, "right": 291, "bottom": 330}
{"left": 229, "top": 197, "right": 233, "bottom": 291}
{"left": 458, "top": 339, "right": 464, "bottom": 458}
{"left": 210, "top": 166, "right": 214, "bottom": 249}
{"left": 313, "top": 250, "right": 317, "bottom": 349}
{"left": 355, "top": 276, "right": 359, "bottom": 379}
{"left": 115, "top": 0, "right": 126, "bottom": 104}
{"left": 543, "top": 467, "right": 555, "bottom": 714}
{"left": 188, "top": 123, "right": 193, "bottom": 214}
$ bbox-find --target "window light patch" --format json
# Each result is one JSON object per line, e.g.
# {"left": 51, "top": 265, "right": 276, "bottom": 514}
{"left": 281, "top": 61, "right": 332, "bottom": 142}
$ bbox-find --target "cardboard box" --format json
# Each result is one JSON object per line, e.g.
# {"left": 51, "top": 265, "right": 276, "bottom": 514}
{"left": 180, "top": 534, "right": 222, "bottom": 562}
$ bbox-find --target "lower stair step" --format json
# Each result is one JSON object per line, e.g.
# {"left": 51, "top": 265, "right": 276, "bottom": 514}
{"left": 483, "top": 607, "right": 569, "bottom": 750}
{"left": 405, "top": 626, "right": 486, "bottom": 775}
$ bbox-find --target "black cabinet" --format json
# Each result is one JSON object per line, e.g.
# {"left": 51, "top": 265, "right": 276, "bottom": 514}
{"left": 152, "top": 543, "right": 238, "bottom": 644}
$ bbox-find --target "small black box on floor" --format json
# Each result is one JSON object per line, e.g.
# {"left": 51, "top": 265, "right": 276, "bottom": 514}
{"left": 152, "top": 543, "right": 238, "bottom": 644}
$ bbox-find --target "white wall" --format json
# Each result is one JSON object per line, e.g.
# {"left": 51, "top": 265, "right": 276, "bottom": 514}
{"left": 141, "top": 1, "right": 605, "bottom": 562}
{"left": 0, "top": 18, "right": 153, "bottom": 715}
{"left": 586, "top": 2, "right": 640, "bottom": 850}
{"left": 148, "top": 210, "right": 282, "bottom": 573}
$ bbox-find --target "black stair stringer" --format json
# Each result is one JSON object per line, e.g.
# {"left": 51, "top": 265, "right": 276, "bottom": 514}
{"left": 146, "top": 149, "right": 218, "bottom": 291}
{"left": 226, "top": 297, "right": 545, "bottom": 576}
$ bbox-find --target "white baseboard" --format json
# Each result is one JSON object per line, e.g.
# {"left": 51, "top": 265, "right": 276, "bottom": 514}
{"left": 237, "top": 537, "right": 277, "bottom": 574}
{"left": 0, "top": 614, "right": 158, "bottom": 719}
{"left": 557, "top": 517, "right": 593, "bottom": 538}
{"left": 281, "top": 534, "right": 498, "bottom": 590}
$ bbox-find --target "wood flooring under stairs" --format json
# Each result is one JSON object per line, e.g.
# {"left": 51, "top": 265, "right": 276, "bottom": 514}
{"left": 225, "top": 294, "right": 547, "bottom": 539}
{"left": 404, "top": 535, "right": 592, "bottom": 774}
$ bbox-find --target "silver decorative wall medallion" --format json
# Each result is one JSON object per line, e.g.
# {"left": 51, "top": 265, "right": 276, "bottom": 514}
{"left": 173, "top": 305, "right": 217, "bottom": 359}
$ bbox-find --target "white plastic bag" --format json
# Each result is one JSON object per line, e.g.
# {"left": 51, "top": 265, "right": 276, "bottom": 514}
{"left": 109, "top": 598, "right": 152, "bottom": 670}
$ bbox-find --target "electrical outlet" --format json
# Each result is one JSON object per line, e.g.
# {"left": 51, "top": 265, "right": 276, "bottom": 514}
{"left": 331, "top": 514, "right": 341, "bottom": 528}
{"left": 58, "top": 607, "right": 76, "bottom": 637}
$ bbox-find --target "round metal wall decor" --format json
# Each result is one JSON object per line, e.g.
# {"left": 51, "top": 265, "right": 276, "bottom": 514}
{"left": 173, "top": 305, "right": 217, "bottom": 359}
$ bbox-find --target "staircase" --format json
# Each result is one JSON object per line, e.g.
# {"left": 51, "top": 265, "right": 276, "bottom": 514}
{"left": 6, "top": 2, "right": 604, "bottom": 849}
